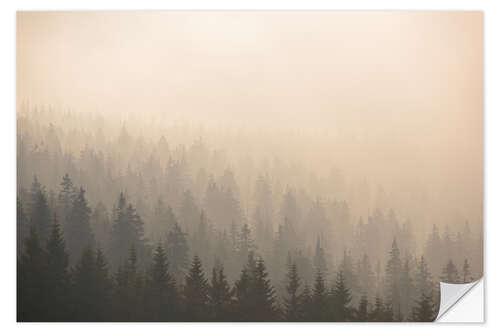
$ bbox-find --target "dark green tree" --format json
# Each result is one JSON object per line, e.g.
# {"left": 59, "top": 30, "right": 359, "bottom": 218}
{"left": 309, "top": 269, "right": 329, "bottom": 321}
{"left": 356, "top": 294, "right": 369, "bottom": 321}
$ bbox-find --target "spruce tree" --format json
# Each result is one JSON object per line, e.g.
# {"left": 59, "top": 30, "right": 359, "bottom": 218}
{"left": 144, "top": 243, "right": 177, "bottom": 321}
{"left": 462, "top": 258, "right": 471, "bottom": 283}
{"left": 45, "top": 217, "right": 70, "bottom": 320}
{"left": 310, "top": 269, "right": 329, "bottom": 321}
{"left": 17, "top": 226, "right": 48, "bottom": 321}
{"left": 208, "top": 263, "right": 233, "bottom": 321}
{"left": 65, "top": 187, "right": 95, "bottom": 264}
{"left": 284, "top": 261, "right": 302, "bottom": 321}
{"left": 384, "top": 239, "right": 402, "bottom": 319}
{"left": 250, "top": 258, "right": 278, "bottom": 321}
{"left": 331, "top": 270, "right": 353, "bottom": 321}
{"left": 356, "top": 294, "right": 369, "bottom": 321}
{"left": 411, "top": 292, "right": 436, "bottom": 322}
{"left": 183, "top": 255, "right": 209, "bottom": 321}
{"left": 166, "top": 222, "right": 189, "bottom": 284}
{"left": 30, "top": 187, "right": 52, "bottom": 242}
{"left": 440, "top": 259, "right": 459, "bottom": 283}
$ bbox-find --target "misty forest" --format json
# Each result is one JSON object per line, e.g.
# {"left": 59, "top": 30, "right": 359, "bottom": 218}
{"left": 16, "top": 105, "right": 482, "bottom": 322}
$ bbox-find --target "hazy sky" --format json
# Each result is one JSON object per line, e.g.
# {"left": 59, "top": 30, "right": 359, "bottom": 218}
{"left": 17, "top": 11, "right": 483, "bottom": 225}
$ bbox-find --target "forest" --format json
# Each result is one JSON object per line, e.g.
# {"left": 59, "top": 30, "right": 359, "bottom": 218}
{"left": 17, "top": 106, "right": 483, "bottom": 322}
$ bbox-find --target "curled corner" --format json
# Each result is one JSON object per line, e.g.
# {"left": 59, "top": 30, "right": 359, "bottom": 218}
{"left": 435, "top": 279, "right": 482, "bottom": 321}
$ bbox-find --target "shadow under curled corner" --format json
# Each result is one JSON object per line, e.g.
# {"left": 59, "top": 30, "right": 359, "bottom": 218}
{"left": 435, "top": 278, "right": 484, "bottom": 322}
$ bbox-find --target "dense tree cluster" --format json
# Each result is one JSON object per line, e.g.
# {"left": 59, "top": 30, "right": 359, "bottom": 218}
{"left": 17, "top": 107, "right": 482, "bottom": 322}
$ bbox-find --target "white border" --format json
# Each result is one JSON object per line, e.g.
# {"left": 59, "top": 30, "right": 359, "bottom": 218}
{"left": 2, "top": 0, "right": 497, "bottom": 331}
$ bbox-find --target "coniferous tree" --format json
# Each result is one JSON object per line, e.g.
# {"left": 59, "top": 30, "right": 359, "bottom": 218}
{"left": 411, "top": 292, "right": 436, "bottom": 322}
{"left": 30, "top": 186, "right": 52, "bottom": 242}
{"left": 112, "top": 246, "right": 144, "bottom": 321}
{"left": 110, "top": 193, "right": 146, "bottom": 269}
{"left": 440, "top": 259, "right": 459, "bottom": 283}
{"left": 208, "top": 263, "right": 233, "bottom": 321}
{"left": 313, "top": 237, "right": 328, "bottom": 277}
{"left": 284, "top": 261, "right": 302, "bottom": 321}
{"left": 331, "top": 270, "right": 353, "bottom": 321}
{"left": 183, "top": 255, "right": 209, "bottom": 321}
{"left": 368, "top": 294, "right": 385, "bottom": 322}
{"left": 65, "top": 187, "right": 95, "bottom": 264}
{"left": 17, "top": 226, "right": 48, "bottom": 321}
{"left": 58, "top": 173, "right": 76, "bottom": 221}
{"left": 17, "top": 197, "right": 29, "bottom": 256}
{"left": 356, "top": 294, "right": 369, "bottom": 321}
{"left": 310, "top": 269, "right": 329, "bottom": 321}
{"left": 415, "top": 256, "right": 433, "bottom": 296}
{"left": 462, "top": 258, "right": 471, "bottom": 283}
{"left": 384, "top": 239, "right": 402, "bottom": 319}
{"left": 250, "top": 258, "right": 278, "bottom": 321}
{"left": 45, "top": 217, "right": 70, "bottom": 320}
{"left": 166, "top": 222, "right": 189, "bottom": 284}
{"left": 144, "top": 243, "right": 177, "bottom": 321}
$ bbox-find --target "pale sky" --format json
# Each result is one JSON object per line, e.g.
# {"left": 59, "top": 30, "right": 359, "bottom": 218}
{"left": 17, "top": 11, "right": 483, "bottom": 225}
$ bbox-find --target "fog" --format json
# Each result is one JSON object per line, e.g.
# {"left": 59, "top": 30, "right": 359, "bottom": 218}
{"left": 17, "top": 12, "right": 483, "bottom": 322}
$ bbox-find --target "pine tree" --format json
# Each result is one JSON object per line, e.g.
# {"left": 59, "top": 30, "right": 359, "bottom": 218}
{"left": 144, "top": 243, "right": 177, "bottom": 321}
{"left": 284, "top": 261, "right": 302, "bottom": 321}
{"left": 65, "top": 187, "right": 95, "bottom": 264}
{"left": 440, "top": 259, "right": 459, "bottom": 283}
{"left": 208, "top": 263, "right": 233, "bottom": 321}
{"left": 331, "top": 270, "right": 353, "bottom": 321}
{"left": 183, "top": 255, "right": 209, "bottom": 321}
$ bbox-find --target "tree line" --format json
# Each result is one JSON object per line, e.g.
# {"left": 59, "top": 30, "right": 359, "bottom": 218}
{"left": 18, "top": 217, "right": 438, "bottom": 322}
